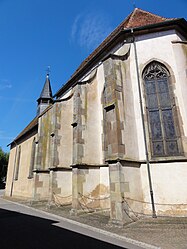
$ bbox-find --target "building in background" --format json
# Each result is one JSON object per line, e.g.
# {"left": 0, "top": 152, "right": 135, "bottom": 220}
{"left": 5, "top": 8, "right": 187, "bottom": 225}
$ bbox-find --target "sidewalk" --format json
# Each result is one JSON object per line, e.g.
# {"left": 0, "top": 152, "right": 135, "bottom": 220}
{"left": 2, "top": 195, "right": 187, "bottom": 249}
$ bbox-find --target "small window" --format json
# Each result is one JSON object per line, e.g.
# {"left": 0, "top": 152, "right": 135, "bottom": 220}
{"left": 143, "top": 61, "right": 180, "bottom": 157}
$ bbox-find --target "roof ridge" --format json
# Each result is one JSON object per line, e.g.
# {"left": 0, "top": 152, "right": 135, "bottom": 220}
{"left": 123, "top": 8, "right": 174, "bottom": 29}
{"left": 134, "top": 8, "right": 170, "bottom": 20}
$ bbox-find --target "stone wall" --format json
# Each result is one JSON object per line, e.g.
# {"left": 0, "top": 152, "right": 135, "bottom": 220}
{"left": 140, "top": 162, "right": 187, "bottom": 216}
{"left": 32, "top": 172, "right": 50, "bottom": 201}
{"left": 49, "top": 169, "right": 72, "bottom": 205}
{"left": 5, "top": 133, "right": 36, "bottom": 199}
{"left": 36, "top": 108, "right": 53, "bottom": 170}
{"left": 71, "top": 166, "right": 110, "bottom": 213}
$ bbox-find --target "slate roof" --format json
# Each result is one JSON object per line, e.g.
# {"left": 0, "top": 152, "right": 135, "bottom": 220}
{"left": 38, "top": 74, "right": 53, "bottom": 101}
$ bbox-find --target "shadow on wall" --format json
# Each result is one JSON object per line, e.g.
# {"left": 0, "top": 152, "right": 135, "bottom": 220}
{"left": 0, "top": 208, "right": 123, "bottom": 249}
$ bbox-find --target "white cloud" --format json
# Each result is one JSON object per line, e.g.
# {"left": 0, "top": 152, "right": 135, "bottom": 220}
{"left": 71, "top": 14, "right": 82, "bottom": 40}
{"left": 0, "top": 79, "right": 12, "bottom": 90}
{"left": 71, "top": 12, "right": 112, "bottom": 51}
{"left": 0, "top": 84, "right": 12, "bottom": 90}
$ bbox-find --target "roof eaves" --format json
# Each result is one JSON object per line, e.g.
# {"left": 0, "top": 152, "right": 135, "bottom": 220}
{"left": 126, "top": 18, "right": 186, "bottom": 33}
{"left": 8, "top": 104, "right": 54, "bottom": 147}
{"left": 7, "top": 117, "right": 38, "bottom": 147}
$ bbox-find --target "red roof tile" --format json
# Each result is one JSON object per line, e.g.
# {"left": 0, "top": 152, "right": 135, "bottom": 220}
{"left": 123, "top": 8, "right": 173, "bottom": 29}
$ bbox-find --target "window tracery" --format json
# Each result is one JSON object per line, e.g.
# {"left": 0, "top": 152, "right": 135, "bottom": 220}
{"left": 143, "top": 61, "right": 180, "bottom": 157}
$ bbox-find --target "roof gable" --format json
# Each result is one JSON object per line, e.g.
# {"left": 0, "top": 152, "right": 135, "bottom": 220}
{"left": 123, "top": 8, "right": 173, "bottom": 29}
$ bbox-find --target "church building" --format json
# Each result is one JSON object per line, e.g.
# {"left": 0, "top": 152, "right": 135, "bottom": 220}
{"left": 5, "top": 8, "right": 187, "bottom": 225}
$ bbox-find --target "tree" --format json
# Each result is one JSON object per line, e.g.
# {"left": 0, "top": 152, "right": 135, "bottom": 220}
{"left": 0, "top": 147, "right": 9, "bottom": 188}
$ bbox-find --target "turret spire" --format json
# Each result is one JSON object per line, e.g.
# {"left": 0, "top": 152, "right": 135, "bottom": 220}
{"left": 37, "top": 72, "right": 53, "bottom": 116}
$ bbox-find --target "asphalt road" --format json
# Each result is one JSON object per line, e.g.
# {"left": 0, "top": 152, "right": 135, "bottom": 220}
{"left": 0, "top": 208, "right": 126, "bottom": 249}
{"left": 0, "top": 194, "right": 127, "bottom": 249}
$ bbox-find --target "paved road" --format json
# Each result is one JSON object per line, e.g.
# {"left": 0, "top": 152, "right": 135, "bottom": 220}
{"left": 0, "top": 189, "right": 5, "bottom": 196}
{"left": 0, "top": 196, "right": 131, "bottom": 249}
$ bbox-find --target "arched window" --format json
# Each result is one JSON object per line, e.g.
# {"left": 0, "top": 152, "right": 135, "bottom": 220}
{"left": 143, "top": 61, "right": 180, "bottom": 157}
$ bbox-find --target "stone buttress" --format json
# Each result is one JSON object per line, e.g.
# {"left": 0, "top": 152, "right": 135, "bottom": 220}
{"left": 102, "top": 48, "right": 133, "bottom": 225}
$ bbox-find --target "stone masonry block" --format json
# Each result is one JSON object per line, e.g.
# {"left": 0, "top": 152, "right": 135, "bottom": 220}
{"left": 116, "top": 202, "right": 123, "bottom": 220}
{"left": 110, "top": 171, "right": 120, "bottom": 183}
{"left": 121, "top": 182, "right": 130, "bottom": 193}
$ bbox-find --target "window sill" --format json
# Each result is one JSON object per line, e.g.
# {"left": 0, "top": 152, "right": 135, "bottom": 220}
{"left": 150, "top": 155, "right": 187, "bottom": 163}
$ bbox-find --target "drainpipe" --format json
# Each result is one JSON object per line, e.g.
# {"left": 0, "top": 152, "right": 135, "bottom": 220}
{"left": 131, "top": 29, "right": 157, "bottom": 218}
{"left": 10, "top": 141, "right": 18, "bottom": 197}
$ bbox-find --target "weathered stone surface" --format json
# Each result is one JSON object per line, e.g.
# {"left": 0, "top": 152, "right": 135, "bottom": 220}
{"left": 103, "top": 58, "right": 125, "bottom": 161}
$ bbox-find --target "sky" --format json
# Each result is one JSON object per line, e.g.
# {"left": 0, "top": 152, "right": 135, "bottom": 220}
{"left": 0, "top": 0, "right": 187, "bottom": 152}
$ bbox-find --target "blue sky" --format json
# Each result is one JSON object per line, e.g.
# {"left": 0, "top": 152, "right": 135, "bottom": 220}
{"left": 0, "top": 0, "right": 187, "bottom": 152}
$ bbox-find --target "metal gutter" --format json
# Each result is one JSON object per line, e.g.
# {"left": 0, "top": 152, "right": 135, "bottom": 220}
{"left": 131, "top": 28, "right": 157, "bottom": 218}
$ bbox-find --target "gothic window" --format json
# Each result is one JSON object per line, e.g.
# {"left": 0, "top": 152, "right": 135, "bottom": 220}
{"left": 14, "top": 146, "right": 21, "bottom": 180}
{"left": 28, "top": 138, "right": 36, "bottom": 178}
{"left": 143, "top": 61, "right": 180, "bottom": 157}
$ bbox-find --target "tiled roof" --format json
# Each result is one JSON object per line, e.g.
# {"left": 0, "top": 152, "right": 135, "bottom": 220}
{"left": 123, "top": 8, "right": 173, "bottom": 29}
{"left": 55, "top": 8, "right": 176, "bottom": 97}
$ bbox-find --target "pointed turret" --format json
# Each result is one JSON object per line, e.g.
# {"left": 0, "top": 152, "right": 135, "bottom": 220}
{"left": 37, "top": 73, "right": 53, "bottom": 116}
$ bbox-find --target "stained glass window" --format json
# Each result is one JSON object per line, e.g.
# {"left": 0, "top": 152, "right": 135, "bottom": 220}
{"left": 143, "top": 61, "right": 180, "bottom": 157}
